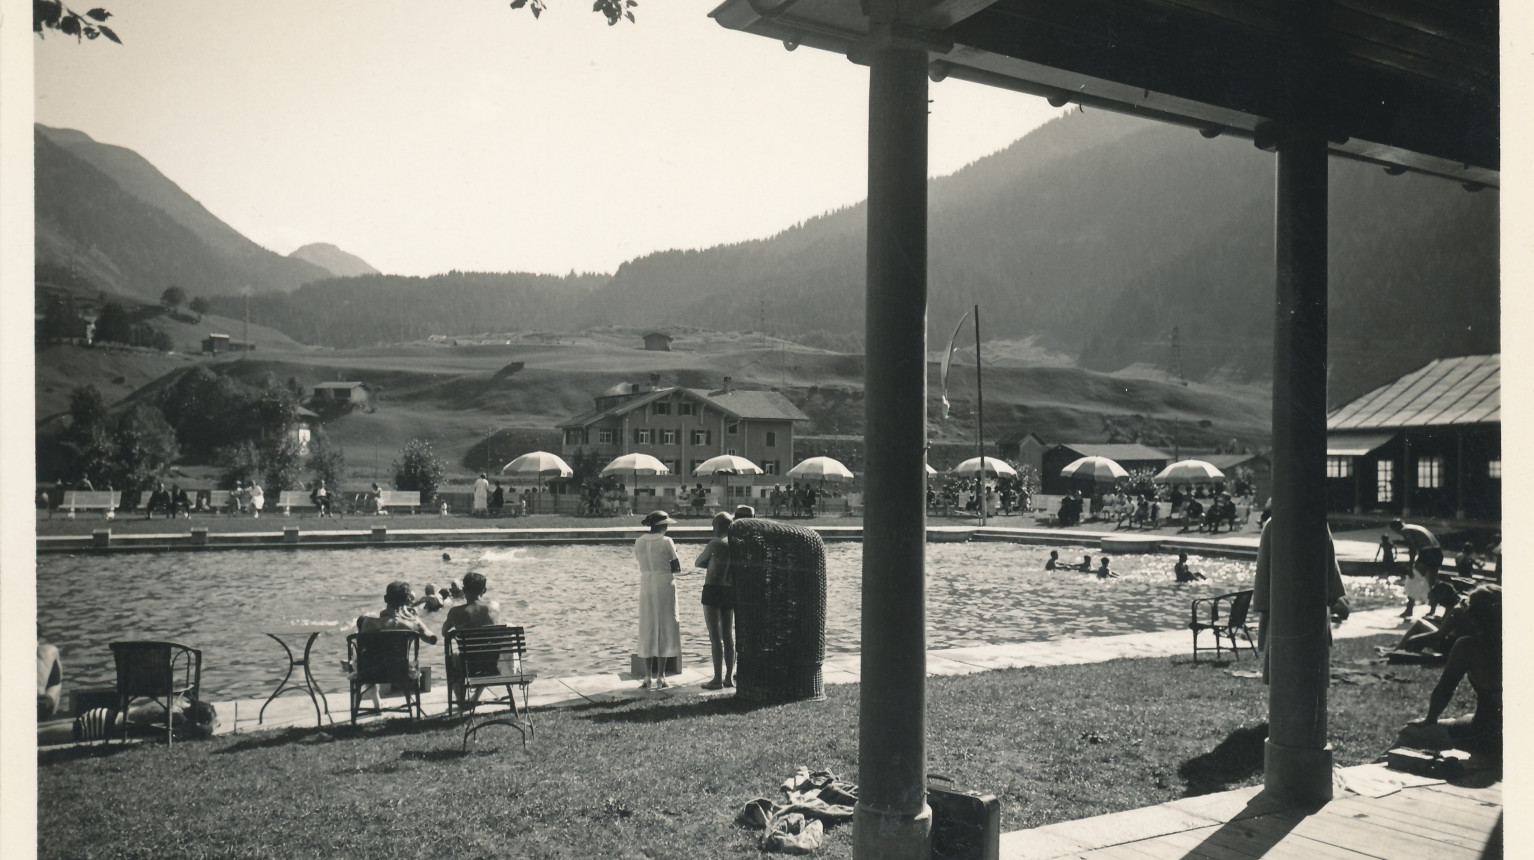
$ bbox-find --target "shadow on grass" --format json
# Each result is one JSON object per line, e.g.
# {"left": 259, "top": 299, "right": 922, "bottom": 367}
{"left": 580, "top": 694, "right": 785, "bottom": 725}
{"left": 214, "top": 715, "right": 467, "bottom": 754}
{"left": 1178, "top": 722, "right": 1268, "bottom": 797}
{"left": 38, "top": 742, "right": 141, "bottom": 766}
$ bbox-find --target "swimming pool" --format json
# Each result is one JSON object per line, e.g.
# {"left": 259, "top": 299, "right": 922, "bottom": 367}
{"left": 37, "top": 542, "right": 1401, "bottom": 700}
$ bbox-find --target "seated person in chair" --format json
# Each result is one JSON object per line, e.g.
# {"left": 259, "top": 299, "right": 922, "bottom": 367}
{"left": 355, "top": 581, "right": 438, "bottom": 707}
{"left": 442, "top": 572, "right": 502, "bottom": 706}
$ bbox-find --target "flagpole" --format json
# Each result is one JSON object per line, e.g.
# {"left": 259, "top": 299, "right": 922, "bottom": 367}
{"left": 974, "top": 303, "right": 985, "bottom": 527}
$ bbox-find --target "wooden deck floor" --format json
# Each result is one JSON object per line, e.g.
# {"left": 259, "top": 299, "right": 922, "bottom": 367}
{"left": 1001, "top": 763, "right": 1501, "bottom": 860}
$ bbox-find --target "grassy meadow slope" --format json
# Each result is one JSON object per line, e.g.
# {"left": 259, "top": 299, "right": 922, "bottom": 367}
{"left": 37, "top": 324, "right": 1270, "bottom": 489}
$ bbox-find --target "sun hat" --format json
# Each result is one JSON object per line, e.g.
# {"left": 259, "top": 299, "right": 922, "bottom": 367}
{"left": 641, "top": 510, "right": 676, "bottom": 527}
{"left": 734, "top": 504, "right": 755, "bottom": 519}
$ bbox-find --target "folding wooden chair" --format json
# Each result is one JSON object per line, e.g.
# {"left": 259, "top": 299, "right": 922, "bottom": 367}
{"left": 445, "top": 626, "right": 538, "bottom": 750}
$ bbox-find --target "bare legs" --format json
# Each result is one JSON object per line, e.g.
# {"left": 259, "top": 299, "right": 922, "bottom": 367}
{"left": 645, "top": 656, "right": 669, "bottom": 689}
{"left": 702, "top": 605, "right": 735, "bottom": 689}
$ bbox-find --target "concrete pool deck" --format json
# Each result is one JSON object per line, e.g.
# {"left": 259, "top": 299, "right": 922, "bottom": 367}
{"left": 37, "top": 605, "right": 1409, "bottom": 743}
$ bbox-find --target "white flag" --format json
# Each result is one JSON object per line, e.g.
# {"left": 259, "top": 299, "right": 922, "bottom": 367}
{"left": 939, "top": 309, "right": 970, "bottom": 421}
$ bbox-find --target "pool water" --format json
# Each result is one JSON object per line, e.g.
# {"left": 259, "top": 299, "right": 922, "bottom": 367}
{"left": 37, "top": 542, "right": 1401, "bottom": 701}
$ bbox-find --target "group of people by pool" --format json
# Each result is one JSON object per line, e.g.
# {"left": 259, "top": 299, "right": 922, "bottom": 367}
{"left": 1053, "top": 486, "right": 1250, "bottom": 532}
{"left": 1042, "top": 548, "right": 1209, "bottom": 582}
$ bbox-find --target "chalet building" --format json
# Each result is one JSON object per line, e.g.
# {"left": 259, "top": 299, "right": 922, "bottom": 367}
{"left": 997, "top": 431, "right": 1047, "bottom": 480}
{"left": 311, "top": 381, "right": 373, "bottom": 410}
{"left": 202, "top": 333, "right": 255, "bottom": 354}
{"left": 559, "top": 376, "right": 809, "bottom": 490}
{"left": 642, "top": 332, "right": 674, "bottom": 351}
{"left": 1326, "top": 355, "right": 1499, "bottom": 526}
{"left": 1040, "top": 442, "right": 1170, "bottom": 494}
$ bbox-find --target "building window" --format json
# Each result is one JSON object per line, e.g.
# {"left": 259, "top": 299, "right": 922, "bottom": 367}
{"left": 1377, "top": 460, "right": 1394, "bottom": 503}
{"left": 727, "top": 421, "right": 739, "bottom": 435}
{"left": 690, "top": 459, "right": 706, "bottom": 474}
{"left": 1488, "top": 458, "right": 1501, "bottom": 479}
{"left": 765, "top": 431, "right": 777, "bottom": 448}
{"left": 1326, "top": 456, "right": 1352, "bottom": 478}
{"left": 635, "top": 428, "right": 654, "bottom": 445}
{"left": 691, "top": 429, "right": 711, "bottom": 446}
{"left": 679, "top": 402, "right": 695, "bottom": 416}
{"left": 661, "top": 429, "right": 678, "bottom": 445}
{"left": 598, "top": 428, "right": 614, "bottom": 445}
{"left": 662, "top": 458, "right": 679, "bottom": 474}
{"left": 564, "top": 429, "right": 583, "bottom": 446}
{"left": 726, "top": 448, "right": 737, "bottom": 456}
{"left": 1417, "top": 455, "right": 1443, "bottom": 489}
{"left": 763, "top": 460, "right": 779, "bottom": 475}
{"left": 653, "top": 402, "right": 670, "bottom": 415}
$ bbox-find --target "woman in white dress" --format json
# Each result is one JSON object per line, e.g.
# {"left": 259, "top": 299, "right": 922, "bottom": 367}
{"left": 634, "top": 510, "right": 682, "bottom": 689}
{"left": 471, "top": 472, "right": 490, "bottom": 516}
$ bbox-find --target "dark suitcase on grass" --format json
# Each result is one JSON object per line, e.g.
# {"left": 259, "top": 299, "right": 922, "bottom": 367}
{"left": 929, "top": 775, "right": 1000, "bottom": 860}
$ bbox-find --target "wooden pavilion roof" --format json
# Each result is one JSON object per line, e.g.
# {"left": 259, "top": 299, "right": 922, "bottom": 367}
{"left": 710, "top": 0, "right": 1498, "bottom": 186}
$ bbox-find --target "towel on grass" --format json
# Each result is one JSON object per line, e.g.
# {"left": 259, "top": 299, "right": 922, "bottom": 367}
{"left": 737, "top": 767, "right": 858, "bottom": 854}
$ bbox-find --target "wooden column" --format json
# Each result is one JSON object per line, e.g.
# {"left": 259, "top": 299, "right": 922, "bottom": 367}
{"left": 1265, "top": 128, "right": 1334, "bottom": 805}
{"left": 853, "top": 9, "right": 932, "bottom": 859}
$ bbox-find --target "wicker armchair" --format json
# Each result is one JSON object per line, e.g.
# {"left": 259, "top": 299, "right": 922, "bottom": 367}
{"left": 728, "top": 518, "right": 827, "bottom": 703}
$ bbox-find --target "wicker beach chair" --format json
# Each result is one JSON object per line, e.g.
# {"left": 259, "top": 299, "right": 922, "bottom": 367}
{"left": 347, "top": 631, "right": 424, "bottom": 723}
{"left": 729, "top": 518, "right": 826, "bottom": 703}
{"left": 1189, "top": 590, "right": 1256, "bottom": 662}
{"left": 109, "top": 641, "right": 202, "bottom": 745}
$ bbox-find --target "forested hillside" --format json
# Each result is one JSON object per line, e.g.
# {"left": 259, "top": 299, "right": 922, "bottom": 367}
{"left": 206, "top": 272, "right": 606, "bottom": 348}
{"left": 34, "top": 126, "right": 333, "bottom": 301}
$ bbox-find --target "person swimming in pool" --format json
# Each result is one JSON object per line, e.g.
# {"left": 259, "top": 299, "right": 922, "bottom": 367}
{"left": 1096, "top": 557, "right": 1118, "bottom": 578}
{"left": 1045, "top": 550, "right": 1060, "bottom": 571}
{"left": 1174, "top": 553, "right": 1206, "bottom": 582}
{"left": 1076, "top": 554, "right": 1094, "bottom": 572}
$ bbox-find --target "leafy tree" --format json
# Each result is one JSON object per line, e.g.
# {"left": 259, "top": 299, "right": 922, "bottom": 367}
{"left": 188, "top": 296, "right": 210, "bottom": 321}
{"left": 307, "top": 433, "right": 347, "bottom": 489}
{"left": 217, "top": 441, "right": 263, "bottom": 489}
{"left": 148, "top": 329, "right": 175, "bottom": 352}
{"left": 160, "top": 285, "right": 187, "bottom": 311}
{"left": 94, "top": 302, "right": 130, "bottom": 344}
{"left": 62, "top": 385, "right": 116, "bottom": 483}
{"left": 261, "top": 435, "right": 306, "bottom": 496}
{"left": 254, "top": 374, "right": 300, "bottom": 439}
{"left": 157, "top": 366, "right": 253, "bottom": 460}
{"left": 511, "top": 0, "right": 635, "bottom": 24}
{"left": 392, "top": 438, "right": 447, "bottom": 501}
{"left": 33, "top": 2, "right": 120, "bottom": 42}
{"left": 111, "top": 403, "right": 179, "bottom": 495}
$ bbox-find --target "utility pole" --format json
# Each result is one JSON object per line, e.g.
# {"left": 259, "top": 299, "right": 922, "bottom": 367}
{"left": 1169, "top": 326, "right": 1185, "bottom": 385}
{"left": 242, "top": 289, "right": 250, "bottom": 361}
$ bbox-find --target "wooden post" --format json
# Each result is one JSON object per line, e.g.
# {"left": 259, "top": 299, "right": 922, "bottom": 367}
{"left": 1265, "top": 128, "right": 1334, "bottom": 806}
{"left": 853, "top": 8, "right": 933, "bottom": 858}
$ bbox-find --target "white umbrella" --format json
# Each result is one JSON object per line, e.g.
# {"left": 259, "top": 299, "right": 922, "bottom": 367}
{"left": 925, "top": 463, "right": 937, "bottom": 476}
{"left": 786, "top": 456, "right": 855, "bottom": 483}
{"left": 601, "top": 453, "right": 670, "bottom": 513}
{"left": 1153, "top": 459, "right": 1226, "bottom": 484}
{"left": 601, "top": 453, "right": 670, "bottom": 478}
{"left": 502, "top": 451, "right": 574, "bottom": 513}
{"left": 694, "top": 455, "right": 762, "bottom": 510}
{"left": 950, "top": 456, "right": 1018, "bottom": 479}
{"left": 1059, "top": 455, "right": 1128, "bottom": 483}
{"left": 693, "top": 454, "right": 763, "bottom": 476}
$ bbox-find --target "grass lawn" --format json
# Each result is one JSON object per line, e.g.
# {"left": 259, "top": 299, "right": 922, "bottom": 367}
{"left": 37, "top": 636, "right": 1474, "bottom": 859}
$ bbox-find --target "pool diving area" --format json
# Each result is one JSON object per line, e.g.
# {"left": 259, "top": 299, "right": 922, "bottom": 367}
{"left": 37, "top": 539, "right": 1403, "bottom": 703}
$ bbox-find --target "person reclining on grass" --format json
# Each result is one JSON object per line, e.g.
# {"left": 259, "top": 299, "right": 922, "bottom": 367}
{"left": 1399, "top": 584, "right": 1501, "bottom": 757}
{"left": 1390, "top": 583, "right": 1468, "bottom": 657}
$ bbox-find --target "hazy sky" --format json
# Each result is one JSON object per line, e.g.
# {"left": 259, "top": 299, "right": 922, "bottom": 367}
{"left": 34, "top": 0, "right": 1066, "bottom": 277}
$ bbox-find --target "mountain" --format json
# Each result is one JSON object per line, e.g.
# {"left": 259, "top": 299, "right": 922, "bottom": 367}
{"left": 571, "top": 110, "right": 1499, "bottom": 402}
{"left": 34, "top": 125, "right": 332, "bottom": 301}
{"left": 289, "top": 243, "right": 379, "bottom": 277}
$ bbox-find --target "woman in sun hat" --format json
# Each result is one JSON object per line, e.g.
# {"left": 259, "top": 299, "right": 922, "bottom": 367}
{"left": 634, "top": 510, "right": 682, "bottom": 690}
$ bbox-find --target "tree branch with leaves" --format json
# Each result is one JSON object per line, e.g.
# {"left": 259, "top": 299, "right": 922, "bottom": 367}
{"left": 511, "top": 0, "right": 637, "bottom": 25}
{"left": 34, "top": 2, "right": 120, "bottom": 42}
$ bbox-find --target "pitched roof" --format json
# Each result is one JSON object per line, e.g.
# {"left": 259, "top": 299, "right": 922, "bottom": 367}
{"left": 686, "top": 388, "right": 809, "bottom": 422}
{"left": 1327, "top": 355, "right": 1499, "bottom": 431}
{"left": 1057, "top": 443, "right": 1170, "bottom": 461}
{"left": 558, "top": 386, "right": 809, "bottom": 430}
{"left": 1201, "top": 453, "right": 1266, "bottom": 469}
{"left": 314, "top": 381, "right": 367, "bottom": 390}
